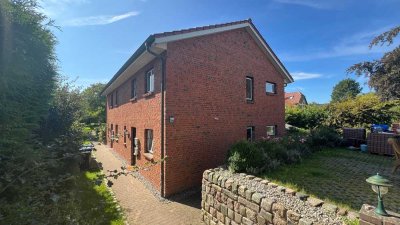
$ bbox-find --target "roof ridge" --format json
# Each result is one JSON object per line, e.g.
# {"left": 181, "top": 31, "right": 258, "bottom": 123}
{"left": 153, "top": 19, "right": 252, "bottom": 38}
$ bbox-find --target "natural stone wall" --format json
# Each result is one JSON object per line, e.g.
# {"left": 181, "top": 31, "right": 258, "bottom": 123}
{"left": 359, "top": 204, "right": 400, "bottom": 225}
{"left": 201, "top": 168, "right": 350, "bottom": 225}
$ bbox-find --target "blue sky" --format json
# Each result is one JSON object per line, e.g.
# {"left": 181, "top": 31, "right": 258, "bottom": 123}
{"left": 39, "top": 0, "right": 400, "bottom": 103}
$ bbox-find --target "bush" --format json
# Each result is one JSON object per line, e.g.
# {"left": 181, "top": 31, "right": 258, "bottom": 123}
{"left": 227, "top": 141, "right": 266, "bottom": 174}
{"left": 227, "top": 128, "right": 343, "bottom": 174}
{"left": 307, "top": 126, "right": 342, "bottom": 149}
{"left": 285, "top": 104, "right": 327, "bottom": 129}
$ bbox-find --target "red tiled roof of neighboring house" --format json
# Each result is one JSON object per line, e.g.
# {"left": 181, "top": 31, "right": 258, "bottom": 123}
{"left": 285, "top": 92, "right": 307, "bottom": 106}
{"left": 153, "top": 19, "right": 251, "bottom": 38}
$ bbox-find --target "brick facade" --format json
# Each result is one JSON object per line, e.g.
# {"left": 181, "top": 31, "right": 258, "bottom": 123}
{"left": 105, "top": 22, "right": 289, "bottom": 197}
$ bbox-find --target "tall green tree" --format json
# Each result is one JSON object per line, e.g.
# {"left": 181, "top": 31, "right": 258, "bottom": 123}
{"left": 331, "top": 78, "right": 362, "bottom": 102}
{"left": 80, "top": 83, "right": 106, "bottom": 124}
{"left": 348, "top": 26, "right": 400, "bottom": 100}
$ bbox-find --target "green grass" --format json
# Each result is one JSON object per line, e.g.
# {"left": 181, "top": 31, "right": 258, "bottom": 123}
{"left": 263, "top": 148, "right": 400, "bottom": 212}
{"left": 73, "top": 169, "right": 125, "bottom": 225}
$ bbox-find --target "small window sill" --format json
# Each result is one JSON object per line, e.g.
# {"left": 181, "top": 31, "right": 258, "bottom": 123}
{"left": 266, "top": 93, "right": 277, "bottom": 96}
{"left": 130, "top": 97, "right": 137, "bottom": 102}
{"left": 143, "top": 153, "right": 154, "bottom": 161}
{"left": 114, "top": 104, "right": 118, "bottom": 107}
{"left": 246, "top": 99, "right": 254, "bottom": 104}
{"left": 143, "top": 92, "right": 154, "bottom": 98}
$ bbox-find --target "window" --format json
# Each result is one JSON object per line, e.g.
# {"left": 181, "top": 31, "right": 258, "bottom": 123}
{"left": 145, "top": 69, "right": 154, "bottom": 93}
{"left": 265, "top": 82, "right": 276, "bottom": 94}
{"left": 110, "top": 93, "right": 114, "bottom": 108}
{"left": 247, "top": 126, "right": 254, "bottom": 141}
{"left": 266, "top": 125, "right": 277, "bottom": 136}
{"left": 123, "top": 126, "right": 127, "bottom": 144}
{"left": 115, "top": 125, "right": 119, "bottom": 138}
{"left": 145, "top": 129, "right": 154, "bottom": 153}
{"left": 115, "top": 90, "right": 118, "bottom": 106}
{"left": 246, "top": 77, "right": 253, "bottom": 101}
{"left": 131, "top": 79, "right": 137, "bottom": 99}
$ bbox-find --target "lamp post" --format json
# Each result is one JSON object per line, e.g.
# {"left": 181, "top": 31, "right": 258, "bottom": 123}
{"left": 366, "top": 173, "right": 392, "bottom": 216}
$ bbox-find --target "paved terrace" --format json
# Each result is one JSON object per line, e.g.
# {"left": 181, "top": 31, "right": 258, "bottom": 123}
{"left": 93, "top": 143, "right": 203, "bottom": 225}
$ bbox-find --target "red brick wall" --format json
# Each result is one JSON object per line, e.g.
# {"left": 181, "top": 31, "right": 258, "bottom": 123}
{"left": 106, "top": 58, "right": 163, "bottom": 192}
{"left": 164, "top": 28, "right": 286, "bottom": 196}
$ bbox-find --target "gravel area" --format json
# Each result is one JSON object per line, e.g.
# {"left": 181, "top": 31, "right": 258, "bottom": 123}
{"left": 212, "top": 168, "right": 344, "bottom": 224}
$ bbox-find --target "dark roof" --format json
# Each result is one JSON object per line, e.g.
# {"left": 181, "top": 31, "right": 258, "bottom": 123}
{"left": 153, "top": 19, "right": 251, "bottom": 38}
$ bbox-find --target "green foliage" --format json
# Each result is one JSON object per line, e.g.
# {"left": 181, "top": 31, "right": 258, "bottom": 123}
{"left": 331, "top": 78, "right": 362, "bottom": 102}
{"left": 326, "top": 93, "right": 400, "bottom": 129}
{"left": 227, "top": 141, "right": 266, "bottom": 174}
{"left": 0, "top": 0, "right": 57, "bottom": 148}
{"left": 307, "top": 126, "right": 342, "bottom": 149}
{"left": 285, "top": 104, "right": 327, "bottom": 129}
{"left": 80, "top": 83, "right": 106, "bottom": 124}
{"left": 348, "top": 26, "right": 400, "bottom": 100}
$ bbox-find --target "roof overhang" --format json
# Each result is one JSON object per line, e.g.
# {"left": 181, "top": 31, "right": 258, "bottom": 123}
{"left": 101, "top": 20, "right": 293, "bottom": 96}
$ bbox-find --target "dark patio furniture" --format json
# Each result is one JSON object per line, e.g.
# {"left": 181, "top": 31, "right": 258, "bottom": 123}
{"left": 79, "top": 143, "right": 94, "bottom": 170}
{"left": 367, "top": 133, "right": 395, "bottom": 156}
{"left": 343, "top": 128, "right": 366, "bottom": 147}
{"left": 388, "top": 136, "right": 400, "bottom": 173}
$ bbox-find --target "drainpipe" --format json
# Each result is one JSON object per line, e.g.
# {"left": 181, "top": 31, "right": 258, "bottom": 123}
{"left": 145, "top": 42, "right": 166, "bottom": 198}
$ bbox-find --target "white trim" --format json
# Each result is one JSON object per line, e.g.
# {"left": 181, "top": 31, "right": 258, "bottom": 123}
{"left": 154, "top": 23, "right": 249, "bottom": 44}
{"left": 154, "top": 22, "right": 293, "bottom": 83}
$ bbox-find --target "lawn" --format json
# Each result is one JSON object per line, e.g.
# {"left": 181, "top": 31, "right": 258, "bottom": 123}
{"left": 71, "top": 169, "right": 125, "bottom": 225}
{"left": 263, "top": 148, "right": 400, "bottom": 213}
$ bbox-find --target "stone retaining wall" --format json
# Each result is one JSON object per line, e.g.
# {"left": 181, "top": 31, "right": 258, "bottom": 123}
{"left": 201, "top": 168, "right": 351, "bottom": 225}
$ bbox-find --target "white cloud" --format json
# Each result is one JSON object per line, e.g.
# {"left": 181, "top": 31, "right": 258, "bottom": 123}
{"left": 39, "top": 0, "right": 89, "bottom": 17}
{"left": 63, "top": 11, "right": 140, "bottom": 27}
{"left": 291, "top": 72, "right": 322, "bottom": 80}
{"left": 281, "top": 26, "right": 398, "bottom": 62}
{"left": 273, "top": 0, "right": 334, "bottom": 9}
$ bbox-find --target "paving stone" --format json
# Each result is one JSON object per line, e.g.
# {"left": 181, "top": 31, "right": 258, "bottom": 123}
{"left": 251, "top": 192, "right": 263, "bottom": 204}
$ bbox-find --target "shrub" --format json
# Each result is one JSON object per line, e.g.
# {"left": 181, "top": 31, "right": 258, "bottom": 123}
{"left": 307, "top": 126, "right": 342, "bottom": 149}
{"left": 285, "top": 104, "right": 327, "bottom": 129}
{"left": 227, "top": 141, "right": 266, "bottom": 174}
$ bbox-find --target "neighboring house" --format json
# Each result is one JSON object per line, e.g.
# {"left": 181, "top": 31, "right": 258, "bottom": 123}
{"left": 285, "top": 92, "right": 308, "bottom": 106}
{"left": 101, "top": 19, "right": 293, "bottom": 197}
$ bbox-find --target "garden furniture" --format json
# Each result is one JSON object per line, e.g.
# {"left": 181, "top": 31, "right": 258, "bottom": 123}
{"left": 367, "top": 133, "right": 395, "bottom": 156}
{"left": 343, "top": 128, "right": 366, "bottom": 147}
{"left": 388, "top": 136, "right": 400, "bottom": 174}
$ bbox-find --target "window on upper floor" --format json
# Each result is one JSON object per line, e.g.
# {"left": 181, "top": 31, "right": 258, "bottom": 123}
{"left": 265, "top": 82, "right": 277, "bottom": 94}
{"left": 145, "top": 129, "right": 154, "bottom": 153}
{"left": 115, "top": 90, "right": 119, "bottom": 106}
{"left": 247, "top": 126, "right": 254, "bottom": 141}
{"left": 266, "top": 125, "right": 277, "bottom": 136}
{"left": 246, "top": 77, "right": 253, "bottom": 101}
{"left": 145, "top": 69, "right": 154, "bottom": 93}
{"left": 131, "top": 78, "right": 137, "bottom": 99}
{"left": 110, "top": 93, "right": 114, "bottom": 108}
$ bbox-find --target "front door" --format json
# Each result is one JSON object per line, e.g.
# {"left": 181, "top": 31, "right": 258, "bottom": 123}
{"left": 131, "top": 127, "right": 136, "bottom": 165}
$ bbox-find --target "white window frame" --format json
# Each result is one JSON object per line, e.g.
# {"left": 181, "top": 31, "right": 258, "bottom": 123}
{"left": 266, "top": 125, "right": 277, "bottom": 136}
{"left": 145, "top": 69, "right": 154, "bottom": 93}
{"left": 247, "top": 126, "right": 254, "bottom": 141}
{"left": 145, "top": 129, "right": 154, "bottom": 153}
{"left": 265, "top": 82, "right": 276, "bottom": 94}
{"left": 246, "top": 77, "right": 253, "bottom": 101}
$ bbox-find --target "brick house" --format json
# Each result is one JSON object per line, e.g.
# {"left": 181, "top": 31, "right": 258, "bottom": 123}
{"left": 285, "top": 92, "right": 308, "bottom": 107}
{"left": 101, "top": 19, "right": 293, "bottom": 197}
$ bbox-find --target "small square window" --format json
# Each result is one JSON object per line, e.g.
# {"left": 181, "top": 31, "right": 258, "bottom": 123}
{"left": 247, "top": 126, "right": 255, "bottom": 141}
{"left": 266, "top": 125, "right": 277, "bottom": 136}
{"left": 145, "top": 69, "right": 154, "bottom": 93}
{"left": 145, "top": 129, "right": 154, "bottom": 153}
{"left": 265, "top": 82, "right": 276, "bottom": 94}
{"left": 246, "top": 77, "right": 253, "bottom": 101}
